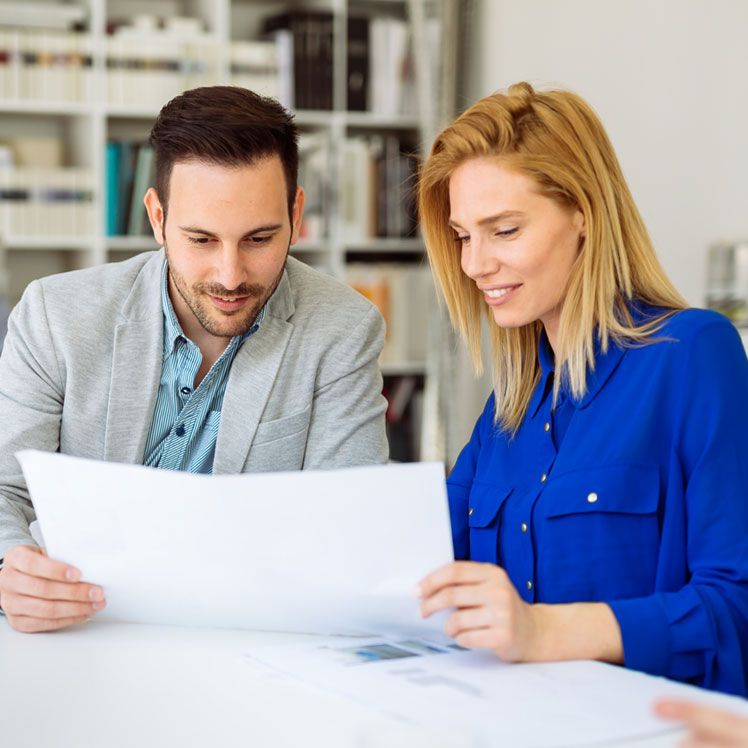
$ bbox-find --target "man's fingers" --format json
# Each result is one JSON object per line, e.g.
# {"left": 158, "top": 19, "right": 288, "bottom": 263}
{"left": 1, "top": 570, "right": 104, "bottom": 604}
{"left": 6, "top": 613, "right": 92, "bottom": 633}
{"left": 4, "top": 545, "right": 80, "bottom": 582}
{"left": 2, "top": 592, "right": 104, "bottom": 620}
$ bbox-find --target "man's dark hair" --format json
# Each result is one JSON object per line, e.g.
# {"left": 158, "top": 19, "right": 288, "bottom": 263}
{"left": 149, "top": 86, "right": 299, "bottom": 221}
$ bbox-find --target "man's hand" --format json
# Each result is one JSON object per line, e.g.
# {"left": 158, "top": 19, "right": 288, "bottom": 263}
{"left": 0, "top": 545, "right": 105, "bottom": 632}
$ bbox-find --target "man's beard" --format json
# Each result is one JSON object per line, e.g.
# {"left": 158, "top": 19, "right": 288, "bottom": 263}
{"left": 164, "top": 241, "right": 287, "bottom": 339}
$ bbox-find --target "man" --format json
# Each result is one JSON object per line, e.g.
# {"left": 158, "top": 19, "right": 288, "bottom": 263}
{"left": 0, "top": 87, "right": 388, "bottom": 633}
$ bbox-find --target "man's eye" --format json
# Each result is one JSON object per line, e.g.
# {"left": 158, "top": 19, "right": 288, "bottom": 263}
{"left": 187, "top": 236, "right": 213, "bottom": 245}
{"left": 247, "top": 235, "right": 272, "bottom": 244}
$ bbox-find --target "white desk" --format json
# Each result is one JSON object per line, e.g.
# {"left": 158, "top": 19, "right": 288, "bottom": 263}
{"left": 0, "top": 619, "right": 685, "bottom": 748}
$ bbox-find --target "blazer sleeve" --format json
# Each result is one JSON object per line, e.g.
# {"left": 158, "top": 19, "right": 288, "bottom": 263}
{"left": 607, "top": 317, "right": 748, "bottom": 696}
{"left": 0, "top": 280, "right": 64, "bottom": 557}
{"left": 301, "top": 304, "right": 388, "bottom": 469}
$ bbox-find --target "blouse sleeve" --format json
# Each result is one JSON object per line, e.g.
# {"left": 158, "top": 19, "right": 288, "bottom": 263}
{"left": 607, "top": 315, "right": 748, "bottom": 695}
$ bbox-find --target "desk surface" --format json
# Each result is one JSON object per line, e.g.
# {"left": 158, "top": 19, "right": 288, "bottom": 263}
{"left": 0, "top": 619, "right": 684, "bottom": 748}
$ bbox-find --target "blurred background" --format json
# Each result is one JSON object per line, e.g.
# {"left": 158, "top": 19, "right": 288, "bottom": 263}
{"left": 1, "top": 0, "right": 746, "bottom": 468}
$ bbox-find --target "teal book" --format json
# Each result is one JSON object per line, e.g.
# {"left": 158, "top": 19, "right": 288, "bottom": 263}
{"left": 116, "top": 141, "right": 135, "bottom": 235}
{"left": 105, "top": 141, "right": 120, "bottom": 236}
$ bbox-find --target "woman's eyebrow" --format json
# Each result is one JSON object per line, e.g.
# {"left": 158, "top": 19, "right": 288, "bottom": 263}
{"left": 448, "top": 211, "right": 525, "bottom": 229}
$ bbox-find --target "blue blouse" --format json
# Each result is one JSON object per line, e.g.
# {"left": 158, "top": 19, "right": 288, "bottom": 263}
{"left": 447, "top": 308, "right": 748, "bottom": 696}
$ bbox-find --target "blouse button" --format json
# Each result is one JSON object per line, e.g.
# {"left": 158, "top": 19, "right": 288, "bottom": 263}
{"left": 526, "top": 580, "right": 533, "bottom": 591}
{"left": 540, "top": 473, "right": 547, "bottom": 483}
{"left": 587, "top": 492, "right": 599, "bottom": 504}
{"left": 520, "top": 522, "right": 528, "bottom": 533}
{"left": 544, "top": 421, "right": 550, "bottom": 432}
{"left": 468, "top": 507, "right": 474, "bottom": 516}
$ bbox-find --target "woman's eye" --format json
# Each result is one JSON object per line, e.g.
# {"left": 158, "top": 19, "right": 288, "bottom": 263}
{"left": 496, "top": 227, "right": 518, "bottom": 238}
{"left": 454, "top": 234, "right": 469, "bottom": 245}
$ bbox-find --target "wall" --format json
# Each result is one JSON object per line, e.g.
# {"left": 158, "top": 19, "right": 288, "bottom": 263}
{"left": 467, "top": 0, "right": 748, "bottom": 307}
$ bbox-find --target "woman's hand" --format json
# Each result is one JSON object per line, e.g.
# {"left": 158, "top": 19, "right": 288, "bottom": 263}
{"left": 655, "top": 699, "right": 748, "bottom": 747}
{"left": 417, "top": 561, "right": 541, "bottom": 661}
{"left": 417, "top": 561, "right": 624, "bottom": 664}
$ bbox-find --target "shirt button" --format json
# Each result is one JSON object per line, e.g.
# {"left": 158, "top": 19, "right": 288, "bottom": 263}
{"left": 468, "top": 507, "right": 474, "bottom": 516}
{"left": 544, "top": 421, "right": 550, "bottom": 432}
{"left": 587, "top": 492, "right": 599, "bottom": 503}
{"left": 540, "top": 473, "right": 547, "bottom": 483}
{"left": 175, "top": 424, "right": 185, "bottom": 437}
{"left": 521, "top": 522, "right": 528, "bottom": 533}
{"left": 180, "top": 386, "right": 191, "bottom": 396}
{"left": 526, "top": 580, "right": 533, "bottom": 591}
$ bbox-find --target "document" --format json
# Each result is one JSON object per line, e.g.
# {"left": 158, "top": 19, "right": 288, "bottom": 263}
{"left": 16, "top": 450, "right": 454, "bottom": 635}
{"left": 245, "top": 636, "right": 748, "bottom": 748}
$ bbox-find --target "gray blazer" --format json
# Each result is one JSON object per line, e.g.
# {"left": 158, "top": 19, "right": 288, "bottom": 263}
{"left": 0, "top": 250, "right": 388, "bottom": 556}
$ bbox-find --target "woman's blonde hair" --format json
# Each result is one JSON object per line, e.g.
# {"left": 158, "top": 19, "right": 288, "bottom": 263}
{"left": 418, "top": 82, "right": 687, "bottom": 434}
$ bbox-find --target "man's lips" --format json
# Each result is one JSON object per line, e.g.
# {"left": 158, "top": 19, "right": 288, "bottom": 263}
{"left": 207, "top": 294, "right": 250, "bottom": 311}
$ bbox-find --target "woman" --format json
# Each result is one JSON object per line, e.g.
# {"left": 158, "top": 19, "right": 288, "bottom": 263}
{"left": 416, "top": 82, "right": 748, "bottom": 695}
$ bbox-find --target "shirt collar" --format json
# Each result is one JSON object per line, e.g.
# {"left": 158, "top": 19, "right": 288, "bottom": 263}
{"left": 528, "top": 331, "right": 557, "bottom": 419}
{"left": 529, "top": 325, "right": 627, "bottom": 418}
{"left": 159, "top": 258, "right": 266, "bottom": 354}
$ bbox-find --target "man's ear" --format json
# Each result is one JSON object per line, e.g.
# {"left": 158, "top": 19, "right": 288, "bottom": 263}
{"left": 289, "top": 187, "right": 306, "bottom": 245}
{"left": 144, "top": 188, "right": 166, "bottom": 245}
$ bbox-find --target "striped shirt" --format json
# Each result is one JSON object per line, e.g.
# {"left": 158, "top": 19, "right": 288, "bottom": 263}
{"left": 142, "top": 260, "right": 265, "bottom": 474}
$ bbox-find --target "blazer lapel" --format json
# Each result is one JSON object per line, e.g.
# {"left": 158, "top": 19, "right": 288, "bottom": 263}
{"left": 213, "top": 267, "right": 296, "bottom": 475}
{"left": 103, "top": 254, "right": 165, "bottom": 464}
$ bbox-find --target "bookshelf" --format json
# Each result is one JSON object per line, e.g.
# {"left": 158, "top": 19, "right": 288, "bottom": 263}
{"left": 0, "top": 0, "right": 450, "bottom": 462}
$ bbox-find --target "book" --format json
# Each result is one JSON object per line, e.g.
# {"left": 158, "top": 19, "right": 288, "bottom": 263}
{"left": 346, "top": 263, "right": 434, "bottom": 366}
{"left": 297, "top": 132, "right": 331, "bottom": 241}
{"left": 105, "top": 142, "right": 120, "bottom": 237}
{"left": 0, "top": 28, "right": 93, "bottom": 103}
{"left": 115, "top": 141, "right": 135, "bottom": 236}
{"left": 230, "top": 40, "right": 281, "bottom": 100}
{"left": 127, "top": 143, "right": 154, "bottom": 236}
{"left": 0, "top": 166, "right": 94, "bottom": 237}
{"left": 347, "top": 16, "right": 369, "bottom": 111}
{"left": 263, "top": 10, "right": 333, "bottom": 111}
{"left": 0, "top": 1, "right": 86, "bottom": 31}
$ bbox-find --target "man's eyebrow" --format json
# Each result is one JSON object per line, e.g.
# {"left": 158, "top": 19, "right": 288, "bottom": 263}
{"left": 448, "top": 211, "right": 525, "bottom": 229}
{"left": 178, "top": 224, "right": 284, "bottom": 236}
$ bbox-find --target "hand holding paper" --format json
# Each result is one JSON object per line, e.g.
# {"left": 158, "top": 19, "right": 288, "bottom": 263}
{"left": 0, "top": 544, "right": 105, "bottom": 632}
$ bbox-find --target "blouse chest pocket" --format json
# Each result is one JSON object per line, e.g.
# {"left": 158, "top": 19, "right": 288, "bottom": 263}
{"left": 467, "top": 482, "right": 513, "bottom": 563}
{"left": 541, "top": 463, "right": 659, "bottom": 518}
{"left": 537, "top": 463, "right": 661, "bottom": 601}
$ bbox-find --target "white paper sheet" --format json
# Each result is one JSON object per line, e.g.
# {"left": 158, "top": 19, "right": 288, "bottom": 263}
{"left": 16, "top": 450, "right": 454, "bottom": 635}
{"left": 244, "top": 636, "right": 748, "bottom": 748}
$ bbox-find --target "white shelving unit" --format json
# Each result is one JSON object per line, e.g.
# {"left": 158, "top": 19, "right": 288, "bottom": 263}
{"left": 0, "top": 0, "right": 449, "bottom": 462}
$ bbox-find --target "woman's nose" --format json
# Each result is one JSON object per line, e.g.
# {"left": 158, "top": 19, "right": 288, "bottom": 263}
{"left": 461, "top": 235, "right": 498, "bottom": 280}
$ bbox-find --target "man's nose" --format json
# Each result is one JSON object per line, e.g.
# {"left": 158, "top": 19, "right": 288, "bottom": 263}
{"left": 214, "top": 245, "right": 246, "bottom": 291}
